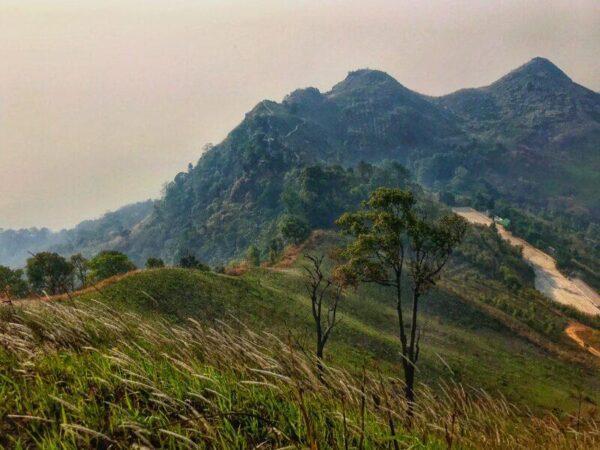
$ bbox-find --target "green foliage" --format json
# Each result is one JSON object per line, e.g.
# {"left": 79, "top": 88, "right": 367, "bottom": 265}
{"left": 335, "top": 188, "right": 466, "bottom": 413}
{"left": 245, "top": 245, "right": 260, "bottom": 267}
{"left": 26, "top": 252, "right": 73, "bottom": 295}
{"left": 0, "top": 265, "right": 28, "bottom": 298}
{"left": 145, "top": 257, "right": 165, "bottom": 269}
{"left": 70, "top": 253, "right": 88, "bottom": 288}
{"left": 87, "top": 251, "right": 136, "bottom": 282}
{"left": 178, "top": 254, "right": 209, "bottom": 271}
{"left": 277, "top": 214, "right": 310, "bottom": 245}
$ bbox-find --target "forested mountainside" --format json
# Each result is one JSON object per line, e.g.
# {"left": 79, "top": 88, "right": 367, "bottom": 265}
{"left": 118, "top": 58, "right": 599, "bottom": 268}
{"left": 1, "top": 58, "right": 598, "bottom": 274}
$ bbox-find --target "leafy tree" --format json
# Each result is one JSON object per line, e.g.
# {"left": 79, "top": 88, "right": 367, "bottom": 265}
{"left": 438, "top": 190, "right": 456, "bottom": 206}
{"left": 26, "top": 252, "right": 74, "bottom": 295}
{"left": 246, "top": 245, "right": 261, "bottom": 267}
{"left": 278, "top": 215, "right": 310, "bottom": 245}
{"left": 146, "top": 257, "right": 165, "bottom": 269}
{"left": 0, "top": 265, "right": 29, "bottom": 299}
{"left": 336, "top": 188, "right": 466, "bottom": 422}
{"left": 267, "top": 237, "right": 284, "bottom": 264}
{"left": 88, "top": 251, "right": 136, "bottom": 282}
{"left": 70, "top": 254, "right": 88, "bottom": 288}
{"left": 302, "top": 254, "right": 343, "bottom": 374}
{"left": 179, "top": 254, "right": 209, "bottom": 271}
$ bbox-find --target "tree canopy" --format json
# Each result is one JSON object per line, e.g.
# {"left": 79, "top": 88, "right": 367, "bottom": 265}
{"left": 88, "top": 251, "right": 136, "bottom": 282}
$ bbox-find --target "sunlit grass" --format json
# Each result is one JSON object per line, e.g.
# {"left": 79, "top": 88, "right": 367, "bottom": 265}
{"left": 1, "top": 298, "right": 598, "bottom": 449}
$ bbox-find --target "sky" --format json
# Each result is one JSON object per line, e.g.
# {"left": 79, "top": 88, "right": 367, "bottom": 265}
{"left": 1, "top": 0, "right": 598, "bottom": 230}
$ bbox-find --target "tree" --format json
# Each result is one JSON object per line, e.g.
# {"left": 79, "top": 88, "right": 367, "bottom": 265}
{"left": 0, "top": 265, "right": 29, "bottom": 299}
{"left": 26, "top": 252, "right": 74, "bottom": 295}
{"left": 179, "top": 254, "right": 209, "bottom": 271}
{"left": 278, "top": 214, "right": 310, "bottom": 245}
{"left": 246, "top": 245, "right": 261, "bottom": 267}
{"left": 146, "top": 257, "right": 165, "bottom": 269}
{"left": 70, "top": 254, "right": 88, "bottom": 288}
{"left": 268, "top": 237, "right": 284, "bottom": 264}
{"left": 88, "top": 251, "right": 136, "bottom": 282}
{"left": 302, "top": 254, "right": 343, "bottom": 373}
{"left": 336, "top": 188, "right": 466, "bottom": 422}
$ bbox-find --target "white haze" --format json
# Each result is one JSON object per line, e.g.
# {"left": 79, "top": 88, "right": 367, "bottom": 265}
{"left": 1, "top": 0, "right": 598, "bottom": 229}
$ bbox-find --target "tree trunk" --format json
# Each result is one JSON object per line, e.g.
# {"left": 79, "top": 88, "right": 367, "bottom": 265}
{"left": 316, "top": 340, "right": 325, "bottom": 376}
{"left": 405, "top": 364, "right": 416, "bottom": 424}
{"left": 406, "top": 289, "right": 420, "bottom": 426}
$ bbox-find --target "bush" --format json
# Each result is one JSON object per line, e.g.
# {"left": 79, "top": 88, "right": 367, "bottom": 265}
{"left": 146, "top": 257, "right": 165, "bottom": 269}
{"left": 278, "top": 215, "right": 310, "bottom": 245}
{"left": 0, "top": 265, "right": 29, "bottom": 299}
{"left": 88, "top": 251, "right": 136, "bottom": 282}
{"left": 245, "top": 245, "right": 260, "bottom": 267}
{"left": 178, "top": 254, "right": 209, "bottom": 271}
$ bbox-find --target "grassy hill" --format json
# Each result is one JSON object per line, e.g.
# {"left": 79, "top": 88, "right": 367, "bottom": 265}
{"left": 2, "top": 241, "right": 598, "bottom": 448}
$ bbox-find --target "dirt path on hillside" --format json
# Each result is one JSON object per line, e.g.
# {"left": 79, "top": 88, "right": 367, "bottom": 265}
{"left": 453, "top": 207, "right": 600, "bottom": 316}
{"left": 565, "top": 323, "right": 600, "bottom": 358}
{"left": 0, "top": 270, "right": 142, "bottom": 308}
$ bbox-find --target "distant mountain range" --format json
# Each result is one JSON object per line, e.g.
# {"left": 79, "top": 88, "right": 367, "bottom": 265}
{"left": 1, "top": 57, "right": 598, "bottom": 267}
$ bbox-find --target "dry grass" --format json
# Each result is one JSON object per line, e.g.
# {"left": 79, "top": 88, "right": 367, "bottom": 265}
{"left": 0, "top": 299, "right": 598, "bottom": 449}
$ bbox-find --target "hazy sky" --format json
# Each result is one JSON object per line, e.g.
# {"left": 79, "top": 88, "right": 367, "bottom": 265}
{"left": 1, "top": 0, "right": 598, "bottom": 230}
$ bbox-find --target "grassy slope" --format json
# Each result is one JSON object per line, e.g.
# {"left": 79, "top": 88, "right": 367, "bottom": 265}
{"left": 71, "top": 266, "right": 599, "bottom": 414}
{"left": 2, "top": 265, "right": 599, "bottom": 448}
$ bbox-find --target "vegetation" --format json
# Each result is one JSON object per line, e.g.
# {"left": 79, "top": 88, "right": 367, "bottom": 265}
{"left": 336, "top": 188, "right": 467, "bottom": 420}
{"left": 278, "top": 214, "right": 311, "bottom": 245}
{"left": 179, "top": 254, "right": 209, "bottom": 271}
{"left": 0, "top": 57, "right": 598, "bottom": 448}
{"left": 245, "top": 245, "right": 261, "bottom": 267}
{"left": 70, "top": 253, "right": 88, "bottom": 288}
{"left": 302, "top": 253, "right": 343, "bottom": 370}
{"left": 87, "top": 251, "right": 136, "bottom": 282}
{"left": 26, "top": 252, "right": 74, "bottom": 295}
{"left": 0, "top": 265, "right": 28, "bottom": 299}
{"left": 0, "top": 267, "right": 598, "bottom": 448}
{"left": 145, "top": 257, "right": 165, "bottom": 269}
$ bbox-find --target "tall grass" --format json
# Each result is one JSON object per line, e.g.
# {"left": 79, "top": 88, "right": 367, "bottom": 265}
{"left": 0, "top": 300, "right": 598, "bottom": 449}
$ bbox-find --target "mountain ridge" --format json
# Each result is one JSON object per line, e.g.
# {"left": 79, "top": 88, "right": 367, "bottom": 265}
{"left": 1, "top": 58, "right": 598, "bottom": 270}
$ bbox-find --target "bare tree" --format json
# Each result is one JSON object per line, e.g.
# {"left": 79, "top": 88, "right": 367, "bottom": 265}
{"left": 302, "top": 253, "right": 343, "bottom": 373}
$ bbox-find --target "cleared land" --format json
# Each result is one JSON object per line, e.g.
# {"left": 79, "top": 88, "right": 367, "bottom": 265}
{"left": 453, "top": 207, "right": 600, "bottom": 316}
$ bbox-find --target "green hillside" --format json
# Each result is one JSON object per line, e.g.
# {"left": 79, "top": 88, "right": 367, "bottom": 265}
{"left": 2, "top": 261, "right": 598, "bottom": 448}
{"left": 73, "top": 261, "right": 598, "bottom": 411}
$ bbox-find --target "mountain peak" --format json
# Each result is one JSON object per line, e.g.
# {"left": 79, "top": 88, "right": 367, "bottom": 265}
{"left": 493, "top": 57, "right": 572, "bottom": 87}
{"left": 328, "top": 68, "right": 403, "bottom": 96}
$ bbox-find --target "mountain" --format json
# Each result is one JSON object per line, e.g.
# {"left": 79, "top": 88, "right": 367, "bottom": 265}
{"left": 439, "top": 57, "right": 600, "bottom": 145}
{"left": 437, "top": 57, "right": 600, "bottom": 215}
{"left": 1, "top": 58, "right": 598, "bottom": 271}
{"left": 111, "top": 58, "right": 598, "bottom": 267}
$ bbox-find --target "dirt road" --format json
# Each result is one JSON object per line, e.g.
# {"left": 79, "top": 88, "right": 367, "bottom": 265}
{"left": 453, "top": 207, "right": 600, "bottom": 316}
{"left": 565, "top": 323, "right": 600, "bottom": 358}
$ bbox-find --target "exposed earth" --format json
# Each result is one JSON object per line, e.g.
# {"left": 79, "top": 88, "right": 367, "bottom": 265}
{"left": 453, "top": 207, "right": 600, "bottom": 316}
